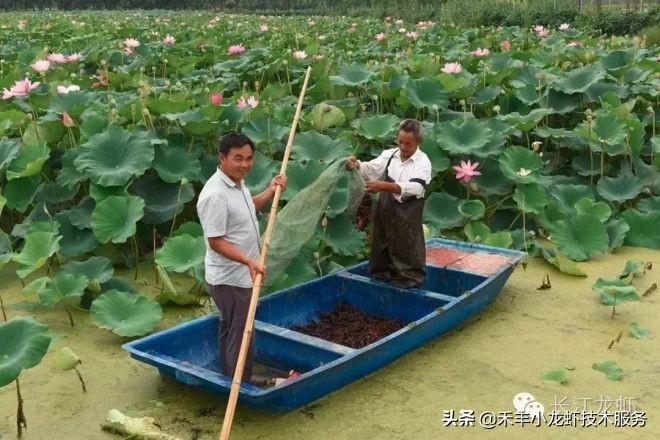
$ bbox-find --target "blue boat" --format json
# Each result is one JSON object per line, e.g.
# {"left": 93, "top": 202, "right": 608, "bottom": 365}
{"left": 123, "top": 238, "right": 525, "bottom": 414}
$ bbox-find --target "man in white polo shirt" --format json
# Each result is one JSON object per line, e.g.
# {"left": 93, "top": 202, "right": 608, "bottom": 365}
{"left": 197, "top": 132, "right": 286, "bottom": 385}
{"left": 347, "top": 119, "right": 432, "bottom": 288}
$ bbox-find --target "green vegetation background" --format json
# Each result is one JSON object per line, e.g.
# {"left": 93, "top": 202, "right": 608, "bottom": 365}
{"left": 2, "top": 0, "right": 659, "bottom": 37}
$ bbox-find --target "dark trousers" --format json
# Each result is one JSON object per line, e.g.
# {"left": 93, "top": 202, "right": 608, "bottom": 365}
{"left": 369, "top": 182, "right": 426, "bottom": 288}
{"left": 208, "top": 283, "right": 255, "bottom": 381}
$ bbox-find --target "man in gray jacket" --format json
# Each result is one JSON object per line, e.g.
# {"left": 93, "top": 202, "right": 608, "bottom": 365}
{"left": 197, "top": 132, "right": 286, "bottom": 385}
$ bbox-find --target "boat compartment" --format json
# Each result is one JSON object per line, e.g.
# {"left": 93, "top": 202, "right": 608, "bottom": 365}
{"left": 126, "top": 315, "right": 348, "bottom": 379}
{"left": 255, "top": 272, "right": 450, "bottom": 329}
{"left": 348, "top": 263, "right": 488, "bottom": 297}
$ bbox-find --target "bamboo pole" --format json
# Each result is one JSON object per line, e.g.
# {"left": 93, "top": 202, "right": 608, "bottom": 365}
{"left": 218, "top": 65, "right": 312, "bottom": 440}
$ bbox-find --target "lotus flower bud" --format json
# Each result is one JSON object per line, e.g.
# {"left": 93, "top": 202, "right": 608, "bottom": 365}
{"left": 142, "top": 108, "right": 150, "bottom": 115}
{"left": 459, "top": 99, "right": 466, "bottom": 106}
{"left": 181, "top": 177, "right": 189, "bottom": 185}
{"left": 531, "top": 141, "right": 542, "bottom": 151}
{"left": 100, "top": 59, "right": 106, "bottom": 65}
{"left": 313, "top": 251, "right": 320, "bottom": 260}
{"left": 493, "top": 105, "right": 500, "bottom": 113}
{"left": 210, "top": 92, "right": 223, "bottom": 106}
{"left": 321, "top": 215, "right": 328, "bottom": 228}
{"left": 26, "top": 113, "right": 33, "bottom": 120}
{"left": 87, "top": 279, "right": 101, "bottom": 294}
{"left": 647, "top": 107, "right": 655, "bottom": 114}
{"left": 62, "top": 112, "right": 75, "bottom": 127}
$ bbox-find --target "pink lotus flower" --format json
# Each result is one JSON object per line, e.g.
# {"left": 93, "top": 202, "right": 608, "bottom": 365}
{"left": 66, "top": 52, "right": 83, "bottom": 62}
{"left": 48, "top": 53, "right": 67, "bottom": 64}
{"left": 124, "top": 38, "right": 140, "bottom": 48}
{"left": 501, "top": 40, "right": 511, "bottom": 51}
{"left": 406, "top": 31, "right": 418, "bottom": 39}
{"left": 472, "top": 47, "right": 490, "bottom": 57}
{"left": 453, "top": 160, "right": 481, "bottom": 182}
{"left": 533, "top": 25, "right": 549, "bottom": 37}
{"left": 237, "top": 95, "right": 259, "bottom": 109}
{"left": 61, "top": 111, "right": 75, "bottom": 127}
{"left": 441, "top": 62, "right": 462, "bottom": 74}
{"left": 227, "top": 44, "right": 246, "bottom": 55}
{"left": 31, "top": 59, "right": 50, "bottom": 73}
{"left": 375, "top": 32, "right": 387, "bottom": 41}
{"left": 260, "top": 24, "right": 269, "bottom": 32}
{"left": 247, "top": 96, "right": 259, "bottom": 108}
{"left": 293, "top": 50, "right": 307, "bottom": 60}
{"left": 314, "top": 54, "right": 325, "bottom": 61}
{"left": 567, "top": 40, "right": 582, "bottom": 47}
{"left": 57, "top": 84, "right": 80, "bottom": 94}
{"left": 210, "top": 92, "right": 223, "bottom": 106}
{"left": 559, "top": 23, "right": 570, "bottom": 31}
{"left": 2, "top": 78, "right": 41, "bottom": 100}
{"left": 163, "top": 34, "right": 176, "bottom": 45}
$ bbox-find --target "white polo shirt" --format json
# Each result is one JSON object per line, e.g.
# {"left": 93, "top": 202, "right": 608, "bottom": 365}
{"left": 196, "top": 168, "right": 260, "bottom": 288}
{"left": 358, "top": 148, "right": 432, "bottom": 202}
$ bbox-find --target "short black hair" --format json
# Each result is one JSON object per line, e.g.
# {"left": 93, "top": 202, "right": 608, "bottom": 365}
{"left": 218, "top": 132, "right": 255, "bottom": 156}
{"left": 399, "top": 119, "right": 422, "bottom": 142}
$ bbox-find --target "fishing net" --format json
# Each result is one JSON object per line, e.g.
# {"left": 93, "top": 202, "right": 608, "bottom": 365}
{"left": 263, "top": 158, "right": 365, "bottom": 287}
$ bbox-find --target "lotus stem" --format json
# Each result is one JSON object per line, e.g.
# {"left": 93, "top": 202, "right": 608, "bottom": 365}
{"left": 16, "top": 378, "right": 27, "bottom": 438}
{"left": 588, "top": 118, "right": 594, "bottom": 185}
{"left": 153, "top": 227, "right": 159, "bottom": 285}
{"left": 62, "top": 302, "right": 75, "bottom": 327}
{"left": 74, "top": 366, "right": 87, "bottom": 393}
{"left": 600, "top": 146, "right": 605, "bottom": 179}
{"left": 0, "top": 293, "right": 6, "bottom": 321}
{"left": 286, "top": 65, "right": 292, "bottom": 95}
{"left": 131, "top": 235, "right": 140, "bottom": 280}
{"left": 521, "top": 194, "right": 528, "bottom": 254}
{"left": 525, "top": 131, "right": 530, "bottom": 149}
{"left": 169, "top": 181, "right": 184, "bottom": 237}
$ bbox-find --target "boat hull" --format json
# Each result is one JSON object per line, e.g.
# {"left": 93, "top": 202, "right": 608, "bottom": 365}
{"left": 123, "top": 239, "right": 525, "bottom": 413}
